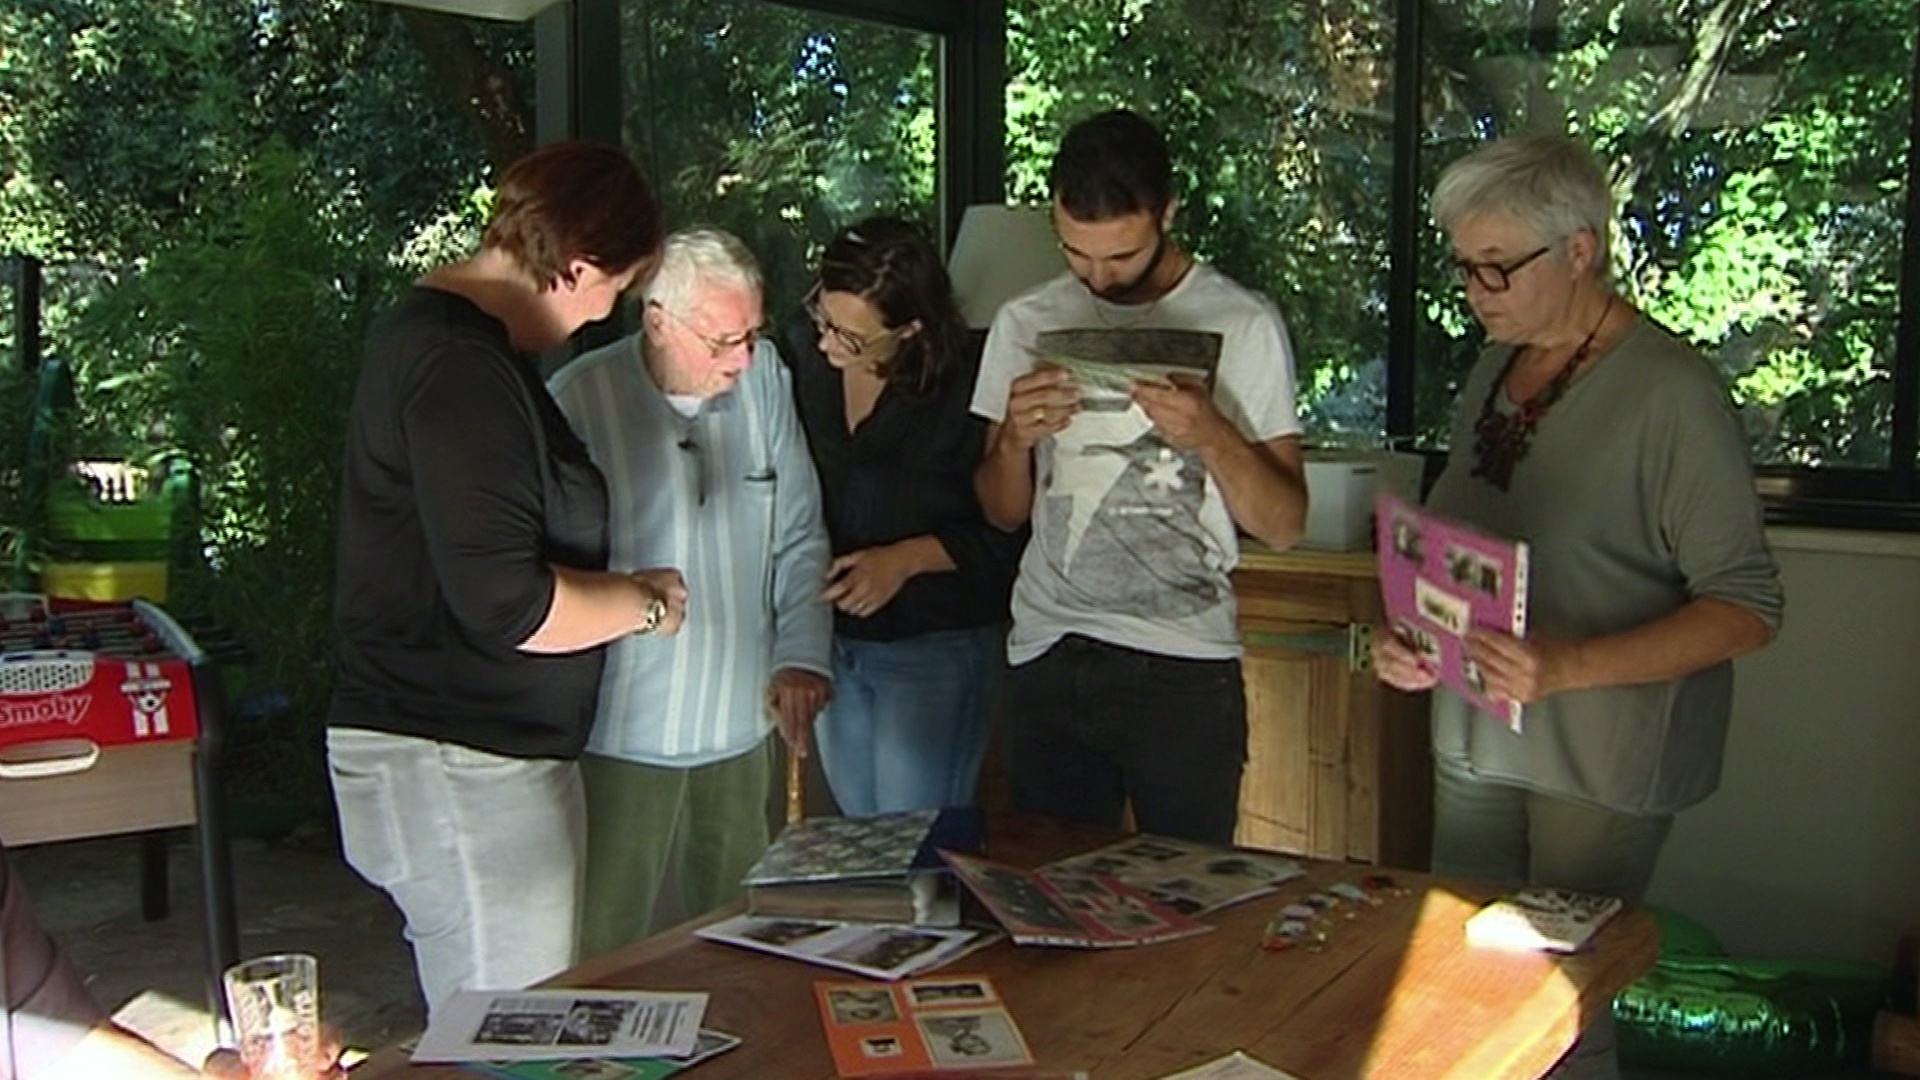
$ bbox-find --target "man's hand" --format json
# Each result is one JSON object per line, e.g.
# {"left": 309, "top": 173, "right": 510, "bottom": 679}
{"left": 1131, "top": 374, "right": 1234, "bottom": 452}
{"left": 765, "top": 668, "right": 832, "bottom": 756}
{"left": 632, "top": 567, "right": 689, "bottom": 636}
{"left": 1465, "top": 629, "right": 1584, "bottom": 705}
{"left": 1371, "top": 625, "right": 1439, "bottom": 693}
{"left": 997, "top": 366, "right": 1080, "bottom": 453}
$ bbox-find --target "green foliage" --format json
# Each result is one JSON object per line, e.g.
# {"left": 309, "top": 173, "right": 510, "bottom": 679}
{"left": 1008, "top": 0, "right": 1397, "bottom": 440}
{"left": 621, "top": 1, "right": 940, "bottom": 312}
{"left": 60, "top": 144, "right": 395, "bottom": 808}
{"left": 1422, "top": 0, "right": 1915, "bottom": 467}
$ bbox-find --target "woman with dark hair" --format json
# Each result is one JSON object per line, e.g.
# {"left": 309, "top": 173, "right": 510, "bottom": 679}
{"left": 779, "top": 216, "right": 1021, "bottom": 815}
{"left": 327, "top": 140, "right": 688, "bottom": 1017}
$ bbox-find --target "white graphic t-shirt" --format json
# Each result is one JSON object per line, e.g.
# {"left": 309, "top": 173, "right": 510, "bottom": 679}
{"left": 970, "top": 264, "right": 1303, "bottom": 663}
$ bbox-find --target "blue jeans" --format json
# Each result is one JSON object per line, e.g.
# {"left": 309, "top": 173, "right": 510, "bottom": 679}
{"left": 814, "top": 625, "right": 1003, "bottom": 816}
{"left": 1003, "top": 635, "right": 1246, "bottom": 844}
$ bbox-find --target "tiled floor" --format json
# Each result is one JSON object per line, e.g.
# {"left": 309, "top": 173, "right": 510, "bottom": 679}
{"left": 9, "top": 831, "right": 1906, "bottom": 1078}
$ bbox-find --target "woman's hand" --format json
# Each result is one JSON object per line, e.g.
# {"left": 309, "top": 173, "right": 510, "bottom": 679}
{"left": 821, "top": 539, "right": 943, "bottom": 618}
{"left": 631, "top": 568, "right": 689, "bottom": 636}
{"left": 1371, "top": 625, "right": 1439, "bottom": 692}
{"left": 1466, "top": 630, "right": 1583, "bottom": 705}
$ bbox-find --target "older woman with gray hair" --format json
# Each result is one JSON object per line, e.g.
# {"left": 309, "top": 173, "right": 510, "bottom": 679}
{"left": 1372, "top": 133, "right": 1784, "bottom": 1076}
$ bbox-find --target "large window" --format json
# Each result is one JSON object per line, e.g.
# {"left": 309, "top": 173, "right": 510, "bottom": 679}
{"left": 0, "top": 0, "right": 534, "bottom": 805}
{"left": 1005, "top": 0, "right": 1399, "bottom": 444}
{"left": 618, "top": 1, "right": 941, "bottom": 318}
{"left": 1002, "top": 1, "right": 1920, "bottom": 524}
{"left": 1419, "top": 0, "right": 1916, "bottom": 479}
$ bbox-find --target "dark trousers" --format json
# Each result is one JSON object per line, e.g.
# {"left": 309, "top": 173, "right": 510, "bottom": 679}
{"left": 1003, "top": 634, "right": 1247, "bottom": 844}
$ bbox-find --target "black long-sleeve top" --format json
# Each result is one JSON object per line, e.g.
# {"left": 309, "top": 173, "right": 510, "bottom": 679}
{"left": 329, "top": 289, "right": 611, "bottom": 758}
{"left": 779, "top": 317, "right": 1022, "bottom": 643}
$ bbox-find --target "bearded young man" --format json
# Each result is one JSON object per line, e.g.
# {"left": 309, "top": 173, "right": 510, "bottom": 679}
{"left": 971, "top": 109, "right": 1309, "bottom": 843}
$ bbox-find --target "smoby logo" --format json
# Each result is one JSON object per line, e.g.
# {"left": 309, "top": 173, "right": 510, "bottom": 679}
{"left": 0, "top": 694, "right": 87, "bottom": 731}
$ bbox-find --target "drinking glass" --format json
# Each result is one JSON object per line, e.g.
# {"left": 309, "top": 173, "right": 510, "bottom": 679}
{"left": 223, "top": 952, "right": 324, "bottom": 1080}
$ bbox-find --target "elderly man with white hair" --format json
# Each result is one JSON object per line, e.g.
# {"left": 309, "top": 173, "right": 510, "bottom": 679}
{"left": 550, "top": 228, "right": 833, "bottom": 955}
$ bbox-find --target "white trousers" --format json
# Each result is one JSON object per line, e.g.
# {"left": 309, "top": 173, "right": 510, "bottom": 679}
{"left": 326, "top": 728, "right": 585, "bottom": 1018}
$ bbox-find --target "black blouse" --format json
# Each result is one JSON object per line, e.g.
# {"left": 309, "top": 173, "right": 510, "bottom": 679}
{"left": 778, "top": 316, "right": 1022, "bottom": 643}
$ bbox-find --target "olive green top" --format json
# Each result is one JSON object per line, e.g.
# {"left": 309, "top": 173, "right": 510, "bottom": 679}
{"left": 1427, "top": 317, "right": 1784, "bottom": 815}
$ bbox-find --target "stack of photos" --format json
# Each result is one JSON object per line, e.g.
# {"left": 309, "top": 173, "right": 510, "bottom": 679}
{"left": 1464, "top": 887, "right": 1624, "bottom": 954}
{"left": 815, "top": 975, "right": 1033, "bottom": 1077}
{"left": 1043, "top": 835, "right": 1305, "bottom": 917}
{"left": 410, "top": 989, "right": 706, "bottom": 1064}
{"left": 939, "top": 851, "right": 1212, "bottom": 948}
{"left": 695, "top": 913, "right": 997, "bottom": 980}
{"left": 464, "top": 1029, "right": 742, "bottom": 1080}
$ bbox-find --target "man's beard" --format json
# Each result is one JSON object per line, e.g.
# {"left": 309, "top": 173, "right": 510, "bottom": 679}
{"left": 1086, "top": 229, "right": 1168, "bottom": 304}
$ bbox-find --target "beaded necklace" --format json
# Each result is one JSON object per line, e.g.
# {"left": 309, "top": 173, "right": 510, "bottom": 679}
{"left": 1469, "top": 295, "right": 1615, "bottom": 491}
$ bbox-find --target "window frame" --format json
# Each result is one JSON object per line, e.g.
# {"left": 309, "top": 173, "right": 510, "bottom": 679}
{"left": 553, "top": 0, "right": 1920, "bottom": 531}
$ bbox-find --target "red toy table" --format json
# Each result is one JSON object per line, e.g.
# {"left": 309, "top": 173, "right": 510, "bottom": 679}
{"left": 0, "top": 594, "right": 239, "bottom": 1027}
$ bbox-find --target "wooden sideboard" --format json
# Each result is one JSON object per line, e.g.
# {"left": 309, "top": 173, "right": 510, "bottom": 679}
{"left": 1233, "top": 545, "right": 1433, "bottom": 869}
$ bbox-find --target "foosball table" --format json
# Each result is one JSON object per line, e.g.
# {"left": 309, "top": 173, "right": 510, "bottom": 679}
{"left": 0, "top": 593, "right": 239, "bottom": 1023}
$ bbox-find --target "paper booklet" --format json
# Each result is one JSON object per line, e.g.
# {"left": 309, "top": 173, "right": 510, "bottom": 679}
{"left": 1043, "top": 835, "right": 1305, "bottom": 917}
{"left": 742, "top": 808, "right": 983, "bottom": 927}
{"left": 940, "top": 850, "right": 1212, "bottom": 948}
{"left": 695, "top": 913, "right": 999, "bottom": 981}
{"left": 1464, "top": 887, "right": 1624, "bottom": 954}
{"left": 411, "top": 988, "right": 706, "bottom": 1064}
{"left": 816, "top": 974, "right": 1033, "bottom": 1077}
{"left": 1031, "top": 327, "right": 1222, "bottom": 396}
{"left": 1153, "top": 1051, "right": 1307, "bottom": 1080}
{"left": 464, "top": 1028, "right": 741, "bottom": 1080}
{"left": 1373, "top": 492, "right": 1530, "bottom": 731}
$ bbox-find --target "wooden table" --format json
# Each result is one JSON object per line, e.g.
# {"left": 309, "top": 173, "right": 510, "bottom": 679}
{"left": 357, "top": 816, "right": 1657, "bottom": 1080}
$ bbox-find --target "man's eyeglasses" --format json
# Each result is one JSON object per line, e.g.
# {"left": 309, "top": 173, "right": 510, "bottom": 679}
{"left": 1451, "top": 245, "right": 1551, "bottom": 293}
{"left": 805, "top": 286, "right": 902, "bottom": 358}
{"left": 650, "top": 300, "right": 766, "bottom": 358}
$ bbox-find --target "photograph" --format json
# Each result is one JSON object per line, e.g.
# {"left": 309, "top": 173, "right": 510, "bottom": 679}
{"left": 1414, "top": 576, "right": 1470, "bottom": 637}
{"left": 1396, "top": 620, "right": 1443, "bottom": 664}
{"left": 738, "top": 919, "right": 836, "bottom": 947}
{"left": 474, "top": 1012, "right": 562, "bottom": 1046}
{"left": 824, "top": 928, "right": 945, "bottom": 972}
{"left": 909, "top": 979, "right": 993, "bottom": 1006}
{"left": 1391, "top": 514, "right": 1426, "bottom": 562}
{"left": 1093, "top": 908, "right": 1169, "bottom": 933}
{"left": 1141, "top": 881, "right": 1208, "bottom": 916}
{"left": 828, "top": 986, "right": 900, "bottom": 1026}
{"left": 973, "top": 867, "right": 1084, "bottom": 933}
{"left": 1445, "top": 544, "right": 1504, "bottom": 597}
{"left": 919, "top": 1011, "right": 1031, "bottom": 1068}
{"left": 1118, "top": 839, "right": 1187, "bottom": 862}
{"left": 556, "top": 1000, "right": 633, "bottom": 1046}
{"left": 1073, "top": 854, "right": 1136, "bottom": 876}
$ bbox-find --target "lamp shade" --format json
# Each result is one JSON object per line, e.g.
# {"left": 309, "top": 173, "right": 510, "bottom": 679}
{"left": 365, "top": 0, "right": 561, "bottom": 22}
{"left": 947, "top": 204, "right": 1063, "bottom": 329}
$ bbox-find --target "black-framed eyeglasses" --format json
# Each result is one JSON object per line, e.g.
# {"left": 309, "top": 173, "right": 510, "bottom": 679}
{"left": 804, "top": 284, "right": 901, "bottom": 358}
{"left": 650, "top": 300, "right": 766, "bottom": 359}
{"left": 1451, "top": 245, "right": 1551, "bottom": 293}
